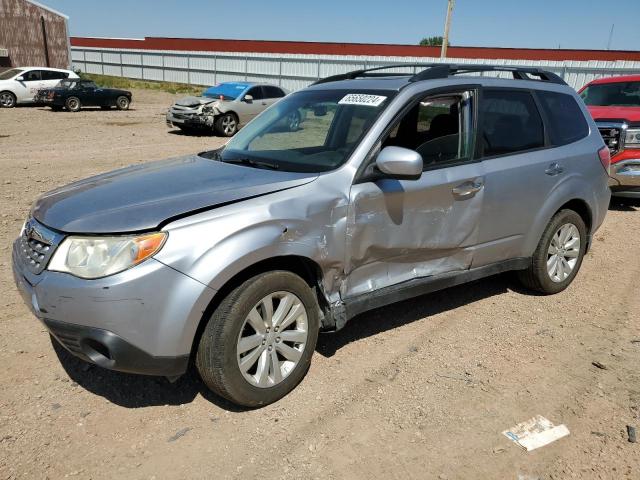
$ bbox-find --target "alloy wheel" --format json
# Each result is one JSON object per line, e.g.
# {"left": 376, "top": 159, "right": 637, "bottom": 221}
{"left": 0, "top": 92, "right": 15, "bottom": 107}
{"left": 222, "top": 115, "right": 237, "bottom": 135}
{"left": 236, "top": 291, "right": 308, "bottom": 388}
{"left": 547, "top": 223, "right": 580, "bottom": 283}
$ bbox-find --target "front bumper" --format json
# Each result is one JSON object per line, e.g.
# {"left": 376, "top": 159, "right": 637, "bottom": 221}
{"left": 609, "top": 155, "right": 640, "bottom": 198}
{"left": 166, "top": 110, "right": 214, "bottom": 128}
{"left": 12, "top": 236, "right": 216, "bottom": 376}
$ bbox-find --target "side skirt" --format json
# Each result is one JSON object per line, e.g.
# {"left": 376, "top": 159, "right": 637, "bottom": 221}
{"left": 331, "top": 257, "right": 530, "bottom": 330}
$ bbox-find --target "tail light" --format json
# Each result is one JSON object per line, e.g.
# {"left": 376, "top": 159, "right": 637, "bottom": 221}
{"left": 598, "top": 146, "right": 611, "bottom": 174}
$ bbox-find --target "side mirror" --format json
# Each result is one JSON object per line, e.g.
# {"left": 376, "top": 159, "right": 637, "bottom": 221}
{"left": 376, "top": 146, "right": 423, "bottom": 180}
{"left": 16, "top": 76, "right": 24, "bottom": 82}
{"left": 243, "top": 94, "right": 253, "bottom": 103}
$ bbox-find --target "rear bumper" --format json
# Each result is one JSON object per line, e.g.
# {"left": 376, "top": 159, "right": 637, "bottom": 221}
{"left": 45, "top": 318, "right": 189, "bottom": 376}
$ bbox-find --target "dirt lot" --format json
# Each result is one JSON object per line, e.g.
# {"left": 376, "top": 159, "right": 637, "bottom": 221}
{"left": 0, "top": 89, "right": 639, "bottom": 480}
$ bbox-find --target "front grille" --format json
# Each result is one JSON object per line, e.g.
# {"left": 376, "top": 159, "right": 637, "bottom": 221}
{"left": 18, "top": 219, "right": 62, "bottom": 275}
{"left": 597, "top": 123, "right": 625, "bottom": 156}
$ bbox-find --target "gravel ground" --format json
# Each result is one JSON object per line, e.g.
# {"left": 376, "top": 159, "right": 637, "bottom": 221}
{"left": 0, "top": 89, "right": 639, "bottom": 479}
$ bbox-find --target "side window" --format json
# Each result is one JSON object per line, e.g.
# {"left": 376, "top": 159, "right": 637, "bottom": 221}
{"left": 536, "top": 91, "right": 589, "bottom": 146}
{"left": 41, "top": 70, "right": 66, "bottom": 80}
{"left": 22, "top": 70, "right": 42, "bottom": 82}
{"left": 264, "top": 86, "right": 285, "bottom": 99}
{"left": 480, "top": 90, "right": 544, "bottom": 157}
{"left": 381, "top": 91, "right": 474, "bottom": 168}
{"left": 246, "top": 87, "right": 264, "bottom": 100}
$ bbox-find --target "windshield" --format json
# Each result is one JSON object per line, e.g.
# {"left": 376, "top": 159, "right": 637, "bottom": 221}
{"left": 581, "top": 81, "right": 640, "bottom": 107}
{"left": 203, "top": 83, "right": 249, "bottom": 100}
{"left": 220, "top": 89, "right": 394, "bottom": 172}
{"left": 0, "top": 68, "right": 24, "bottom": 80}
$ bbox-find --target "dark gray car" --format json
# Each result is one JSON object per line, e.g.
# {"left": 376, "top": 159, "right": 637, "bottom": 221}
{"left": 13, "top": 64, "right": 611, "bottom": 407}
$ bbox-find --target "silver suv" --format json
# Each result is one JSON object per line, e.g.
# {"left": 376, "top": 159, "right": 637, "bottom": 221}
{"left": 13, "top": 64, "right": 611, "bottom": 407}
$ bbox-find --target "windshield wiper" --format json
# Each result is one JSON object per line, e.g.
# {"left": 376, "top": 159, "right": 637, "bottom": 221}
{"left": 223, "top": 158, "right": 280, "bottom": 170}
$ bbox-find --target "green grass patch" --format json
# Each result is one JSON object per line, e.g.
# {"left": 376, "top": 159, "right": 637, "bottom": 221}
{"left": 79, "top": 73, "right": 205, "bottom": 96}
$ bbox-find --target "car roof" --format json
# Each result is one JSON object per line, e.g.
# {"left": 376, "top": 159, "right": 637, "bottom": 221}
{"left": 306, "top": 74, "right": 573, "bottom": 94}
{"left": 586, "top": 75, "right": 640, "bottom": 85}
{"left": 19, "top": 67, "right": 75, "bottom": 72}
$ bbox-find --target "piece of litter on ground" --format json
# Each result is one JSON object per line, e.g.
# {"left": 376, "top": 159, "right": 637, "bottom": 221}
{"left": 627, "top": 425, "right": 637, "bottom": 443}
{"left": 592, "top": 361, "right": 608, "bottom": 370}
{"left": 167, "top": 427, "right": 191, "bottom": 442}
{"left": 502, "top": 415, "right": 570, "bottom": 451}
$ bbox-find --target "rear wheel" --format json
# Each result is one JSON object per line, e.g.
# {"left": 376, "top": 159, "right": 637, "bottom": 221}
{"left": 115, "top": 96, "right": 130, "bottom": 110}
{"left": 518, "top": 209, "right": 587, "bottom": 294}
{"left": 196, "top": 271, "right": 319, "bottom": 407}
{"left": 65, "top": 96, "right": 81, "bottom": 112}
{"left": 215, "top": 113, "right": 238, "bottom": 137}
{"left": 0, "top": 91, "right": 16, "bottom": 108}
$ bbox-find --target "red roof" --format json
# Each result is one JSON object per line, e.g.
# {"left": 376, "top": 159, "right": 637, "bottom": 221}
{"left": 587, "top": 74, "right": 640, "bottom": 85}
{"left": 70, "top": 37, "right": 640, "bottom": 62}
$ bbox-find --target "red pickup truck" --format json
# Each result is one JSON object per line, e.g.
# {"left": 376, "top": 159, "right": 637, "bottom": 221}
{"left": 579, "top": 75, "right": 640, "bottom": 199}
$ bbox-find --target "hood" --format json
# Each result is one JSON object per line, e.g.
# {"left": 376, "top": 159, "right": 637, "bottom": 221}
{"left": 588, "top": 105, "right": 640, "bottom": 124}
{"left": 175, "top": 96, "right": 220, "bottom": 107}
{"left": 32, "top": 155, "right": 317, "bottom": 234}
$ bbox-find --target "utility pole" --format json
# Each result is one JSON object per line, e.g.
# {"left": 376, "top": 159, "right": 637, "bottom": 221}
{"left": 441, "top": 0, "right": 455, "bottom": 59}
{"left": 607, "top": 24, "right": 615, "bottom": 50}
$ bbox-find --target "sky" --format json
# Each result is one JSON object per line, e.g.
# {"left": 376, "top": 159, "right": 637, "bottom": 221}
{"left": 42, "top": 0, "right": 640, "bottom": 51}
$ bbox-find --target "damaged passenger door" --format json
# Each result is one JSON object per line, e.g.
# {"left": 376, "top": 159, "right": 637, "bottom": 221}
{"left": 344, "top": 88, "right": 484, "bottom": 299}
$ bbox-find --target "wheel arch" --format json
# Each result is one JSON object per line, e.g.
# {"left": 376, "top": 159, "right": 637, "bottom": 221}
{"left": 189, "top": 255, "right": 328, "bottom": 358}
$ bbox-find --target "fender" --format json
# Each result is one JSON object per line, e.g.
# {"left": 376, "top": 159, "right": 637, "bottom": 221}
{"left": 522, "top": 171, "right": 597, "bottom": 257}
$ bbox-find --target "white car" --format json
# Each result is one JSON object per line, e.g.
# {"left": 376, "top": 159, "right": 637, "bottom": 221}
{"left": 0, "top": 67, "right": 79, "bottom": 108}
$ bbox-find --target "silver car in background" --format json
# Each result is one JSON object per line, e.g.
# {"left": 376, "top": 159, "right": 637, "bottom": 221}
{"left": 166, "top": 81, "right": 296, "bottom": 136}
{"left": 14, "top": 64, "right": 610, "bottom": 407}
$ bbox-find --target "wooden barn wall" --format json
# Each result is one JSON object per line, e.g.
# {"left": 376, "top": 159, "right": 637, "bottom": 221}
{"left": 0, "top": 0, "right": 69, "bottom": 70}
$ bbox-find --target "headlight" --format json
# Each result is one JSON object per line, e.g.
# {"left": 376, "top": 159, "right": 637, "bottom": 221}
{"left": 48, "top": 232, "right": 167, "bottom": 279}
{"left": 625, "top": 128, "right": 640, "bottom": 148}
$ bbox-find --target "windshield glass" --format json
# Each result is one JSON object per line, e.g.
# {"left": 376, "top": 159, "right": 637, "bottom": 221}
{"left": 0, "top": 68, "right": 24, "bottom": 80}
{"left": 203, "top": 82, "right": 249, "bottom": 100}
{"left": 220, "top": 89, "right": 395, "bottom": 172}
{"left": 581, "top": 82, "right": 640, "bottom": 107}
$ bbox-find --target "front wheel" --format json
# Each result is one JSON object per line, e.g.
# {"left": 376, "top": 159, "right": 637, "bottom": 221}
{"left": 214, "top": 113, "right": 238, "bottom": 137}
{"left": 0, "top": 91, "right": 16, "bottom": 108}
{"left": 196, "top": 271, "right": 319, "bottom": 407}
{"left": 518, "top": 209, "right": 587, "bottom": 294}
{"left": 115, "top": 96, "right": 130, "bottom": 110}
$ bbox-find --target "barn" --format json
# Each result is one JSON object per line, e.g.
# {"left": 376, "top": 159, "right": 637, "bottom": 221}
{"left": 0, "top": 0, "right": 70, "bottom": 71}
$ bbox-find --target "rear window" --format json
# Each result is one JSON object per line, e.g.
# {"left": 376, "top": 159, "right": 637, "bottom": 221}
{"left": 537, "top": 91, "right": 589, "bottom": 146}
{"left": 42, "top": 70, "right": 68, "bottom": 80}
{"left": 480, "top": 90, "right": 544, "bottom": 157}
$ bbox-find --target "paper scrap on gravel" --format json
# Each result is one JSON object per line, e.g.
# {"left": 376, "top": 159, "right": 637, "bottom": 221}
{"left": 503, "top": 415, "right": 570, "bottom": 451}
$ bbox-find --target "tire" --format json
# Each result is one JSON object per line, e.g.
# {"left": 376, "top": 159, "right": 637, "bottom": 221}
{"left": 518, "top": 209, "right": 587, "bottom": 294}
{"left": 0, "top": 91, "right": 16, "bottom": 108}
{"left": 196, "top": 271, "right": 320, "bottom": 407}
{"left": 115, "top": 96, "right": 130, "bottom": 110}
{"left": 287, "top": 110, "right": 301, "bottom": 131}
{"left": 214, "top": 113, "right": 238, "bottom": 137}
{"left": 65, "top": 96, "right": 81, "bottom": 112}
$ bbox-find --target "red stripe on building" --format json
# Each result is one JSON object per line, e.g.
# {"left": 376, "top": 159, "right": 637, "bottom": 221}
{"left": 70, "top": 36, "right": 640, "bottom": 62}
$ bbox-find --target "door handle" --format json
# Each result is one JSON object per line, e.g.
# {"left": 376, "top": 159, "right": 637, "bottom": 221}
{"left": 545, "top": 163, "right": 564, "bottom": 176}
{"left": 452, "top": 179, "right": 484, "bottom": 199}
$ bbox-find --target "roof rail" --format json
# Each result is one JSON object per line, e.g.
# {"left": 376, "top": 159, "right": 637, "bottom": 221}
{"left": 311, "top": 63, "right": 567, "bottom": 86}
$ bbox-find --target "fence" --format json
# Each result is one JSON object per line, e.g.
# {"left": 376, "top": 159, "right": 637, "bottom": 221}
{"left": 71, "top": 46, "right": 640, "bottom": 92}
